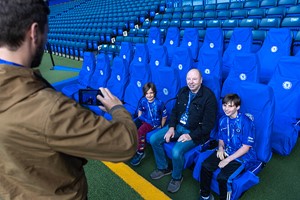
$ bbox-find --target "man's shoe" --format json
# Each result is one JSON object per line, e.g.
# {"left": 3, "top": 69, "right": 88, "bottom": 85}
{"left": 150, "top": 168, "right": 172, "bottom": 180}
{"left": 200, "top": 194, "right": 215, "bottom": 200}
{"left": 130, "top": 152, "right": 145, "bottom": 166}
{"left": 167, "top": 177, "right": 183, "bottom": 193}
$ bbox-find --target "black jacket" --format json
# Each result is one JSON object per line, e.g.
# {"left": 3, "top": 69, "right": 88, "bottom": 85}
{"left": 169, "top": 85, "right": 217, "bottom": 144}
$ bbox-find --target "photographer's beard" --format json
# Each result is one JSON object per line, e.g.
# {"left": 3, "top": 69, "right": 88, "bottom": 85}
{"left": 31, "top": 40, "right": 45, "bottom": 68}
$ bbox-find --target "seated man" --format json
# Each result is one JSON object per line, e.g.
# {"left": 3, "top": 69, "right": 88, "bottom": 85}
{"left": 200, "top": 94, "right": 258, "bottom": 200}
{"left": 150, "top": 68, "right": 217, "bottom": 193}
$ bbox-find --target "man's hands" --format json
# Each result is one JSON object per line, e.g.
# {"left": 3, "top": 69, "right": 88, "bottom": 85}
{"left": 97, "top": 87, "right": 122, "bottom": 112}
{"left": 177, "top": 133, "right": 192, "bottom": 142}
{"left": 164, "top": 127, "right": 175, "bottom": 142}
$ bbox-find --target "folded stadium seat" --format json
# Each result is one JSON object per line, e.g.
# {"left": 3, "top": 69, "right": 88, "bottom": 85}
{"left": 163, "top": 27, "right": 180, "bottom": 66}
{"left": 239, "top": 18, "right": 259, "bottom": 30}
{"left": 266, "top": 6, "right": 287, "bottom": 19}
{"left": 258, "top": 18, "right": 282, "bottom": 30}
{"left": 193, "top": 82, "right": 274, "bottom": 200}
{"left": 163, "top": 13, "right": 173, "bottom": 21}
{"left": 172, "top": 12, "right": 182, "bottom": 20}
{"left": 149, "top": 45, "right": 168, "bottom": 83}
{"left": 180, "top": 20, "right": 194, "bottom": 29}
{"left": 286, "top": 5, "right": 300, "bottom": 17}
{"left": 217, "top": 10, "right": 231, "bottom": 20}
{"left": 222, "top": 28, "right": 253, "bottom": 80}
{"left": 206, "top": 19, "right": 222, "bottom": 29}
{"left": 252, "top": 30, "right": 267, "bottom": 53}
{"left": 229, "top": 2, "right": 244, "bottom": 10}
{"left": 204, "top": 4, "right": 216, "bottom": 12}
{"left": 182, "top": 12, "right": 193, "bottom": 21}
{"left": 280, "top": 16, "right": 300, "bottom": 42}
{"left": 277, "top": 0, "right": 298, "bottom": 7}
{"left": 247, "top": 8, "right": 266, "bottom": 19}
{"left": 199, "top": 27, "right": 224, "bottom": 57}
{"left": 204, "top": 11, "right": 217, "bottom": 20}
{"left": 256, "top": 28, "right": 292, "bottom": 83}
{"left": 61, "top": 52, "right": 96, "bottom": 98}
{"left": 222, "top": 19, "right": 239, "bottom": 34}
{"left": 147, "top": 27, "right": 162, "bottom": 59}
{"left": 260, "top": 0, "right": 278, "bottom": 8}
{"left": 169, "top": 19, "right": 181, "bottom": 28}
{"left": 183, "top": 5, "right": 193, "bottom": 13}
{"left": 243, "top": 0, "right": 260, "bottom": 10}
{"left": 293, "top": 31, "right": 300, "bottom": 55}
{"left": 193, "top": 19, "right": 207, "bottom": 30}
{"left": 180, "top": 28, "right": 199, "bottom": 61}
{"left": 231, "top": 9, "right": 248, "bottom": 20}
{"left": 268, "top": 56, "right": 300, "bottom": 156}
{"left": 165, "top": 7, "right": 174, "bottom": 14}
{"left": 221, "top": 53, "right": 259, "bottom": 99}
{"left": 171, "top": 47, "right": 193, "bottom": 88}
{"left": 194, "top": 5, "right": 204, "bottom": 12}
{"left": 141, "top": 20, "right": 151, "bottom": 29}
{"left": 216, "top": 3, "right": 229, "bottom": 11}
{"left": 118, "top": 42, "right": 134, "bottom": 65}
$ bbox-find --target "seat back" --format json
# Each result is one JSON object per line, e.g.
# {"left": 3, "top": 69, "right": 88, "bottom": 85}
{"left": 163, "top": 27, "right": 180, "bottom": 65}
{"left": 123, "top": 62, "right": 151, "bottom": 116}
{"left": 197, "top": 51, "right": 222, "bottom": 102}
{"left": 222, "top": 53, "right": 259, "bottom": 98}
{"left": 131, "top": 43, "right": 150, "bottom": 65}
{"left": 222, "top": 28, "right": 253, "bottom": 80}
{"left": 89, "top": 53, "right": 111, "bottom": 89}
{"left": 180, "top": 28, "right": 199, "bottom": 61}
{"left": 149, "top": 45, "right": 168, "bottom": 84}
{"left": 257, "top": 28, "right": 292, "bottom": 83}
{"left": 268, "top": 56, "right": 300, "bottom": 155}
{"left": 147, "top": 27, "right": 162, "bottom": 58}
{"left": 171, "top": 47, "right": 193, "bottom": 88}
{"left": 119, "top": 42, "right": 134, "bottom": 65}
{"left": 77, "top": 52, "right": 96, "bottom": 87}
{"left": 155, "top": 66, "right": 181, "bottom": 117}
{"left": 199, "top": 27, "right": 224, "bottom": 57}
{"left": 106, "top": 57, "right": 129, "bottom": 101}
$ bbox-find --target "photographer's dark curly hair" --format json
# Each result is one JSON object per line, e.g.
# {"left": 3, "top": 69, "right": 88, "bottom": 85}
{"left": 0, "top": 0, "right": 50, "bottom": 50}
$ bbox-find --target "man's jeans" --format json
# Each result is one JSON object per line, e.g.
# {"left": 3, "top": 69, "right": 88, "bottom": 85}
{"left": 150, "top": 125, "right": 197, "bottom": 180}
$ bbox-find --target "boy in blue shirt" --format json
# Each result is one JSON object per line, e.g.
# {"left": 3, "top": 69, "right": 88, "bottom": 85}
{"left": 200, "top": 94, "right": 257, "bottom": 200}
{"left": 130, "top": 82, "right": 167, "bottom": 166}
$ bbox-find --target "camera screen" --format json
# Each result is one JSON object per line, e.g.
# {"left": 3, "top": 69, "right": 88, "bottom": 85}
{"left": 79, "top": 89, "right": 103, "bottom": 106}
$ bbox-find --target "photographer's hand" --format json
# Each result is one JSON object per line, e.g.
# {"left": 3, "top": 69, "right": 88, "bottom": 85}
{"left": 97, "top": 87, "right": 122, "bottom": 112}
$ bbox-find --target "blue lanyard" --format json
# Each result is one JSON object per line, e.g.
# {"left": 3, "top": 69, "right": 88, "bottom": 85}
{"left": 0, "top": 59, "right": 24, "bottom": 67}
{"left": 185, "top": 92, "right": 195, "bottom": 113}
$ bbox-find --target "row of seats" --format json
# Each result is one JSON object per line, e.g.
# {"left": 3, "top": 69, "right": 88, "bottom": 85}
{"left": 54, "top": 46, "right": 300, "bottom": 200}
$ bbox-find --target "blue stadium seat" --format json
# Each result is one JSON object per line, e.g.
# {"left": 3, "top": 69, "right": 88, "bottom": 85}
{"left": 268, "top": 56, "right": 300, "bottom": 155}
{"left": 171, "top": 47, "right": 193, "bottom": 88}
{"left": 89, "top": 53, "right": 111, "bottom": 89}
{"left": 222, "top": 28, "right": 253, "bottom": 80}
{"left": 221, "top": 53, "right": 259, "bottom": 98}
{"left": 286, "top": 5, "right": 300, "bottom": 17}
{"left": 217, "top": 10, "right": 231, "bottom": 20}
{"left": 266, "top": 7, "right": 286, "bottom": 18}
{"left": 231, "top": 9, "right": 248, "bottom": 19}
{"left": 206, "top": 19, "right": 222, "bottom": 28}
{"left": 259, "top": 18, "right": 282, "bottom": 30}
{"left": 199, "top": 27, "right": 224, "bottom": 56}
{"left": 193, "top": 82, "right": 274, "bottom": 200}
{"left": 119, "top": 42, "right": 134, "bottom": 65}
{"left": 222, "top": 19, "right": 239, "bottom": 31}
{"left": 147, "top": 27, "right": 162, "bottom": 59}
{"left": 216, "top": 3, "right": 229, "bottom": 11}
{"left": 149, "top": 45, "right": 168, "bottom": 83}
{"left": 106, "top": 57, "right": 130, "bottom": 101}
{"left": 229, "top": 2, "right": 244, "bottom": 10}
{"left": 61, "top": 52, "right": 96, "bottom": 98}
{"left": 169, "top": 19, "right": 181, "bottom": 28}
{"left": 180, "top": 28, "right": 199, "bottom": 61}
{"left": 248, "top": 8, "right": 266, "bottom": 19}
{"left": 239, "top": 18, "right": 259, "bottom": 29}
{"left": 292, "top": 30, "right": 300, "bottom": 55}
{"left": 123, "top": 62, "right": 152, "bottom": 117}
{"left": 244, "top": 1, "right": 260, "bottom": 9}
{"left": 204, "top": 4, "right": 216, "bottom": 12}
{"left": 163, "top": 27, "right": 180, "bottom": 66}
{"left": 204, "top": 11, "right": 217, "bottom": 19}
{"left": 197, "top": 51, "right": 222, "bottom": 101}
{"left": 257, "top": 28, "right": 292, "bottom": 83}
{"left": 277, "top": 0, "right": 298, "bottom": 7}
{"left": 260, "top": 0, "right": 278, "bottom": 8}
{"left": 132, "top": 43, "right": 149, "bottom": 64}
